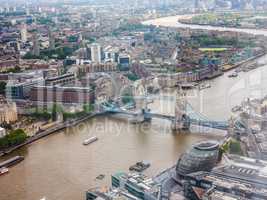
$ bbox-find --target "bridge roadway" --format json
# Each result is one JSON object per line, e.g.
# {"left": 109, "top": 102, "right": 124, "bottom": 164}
{"left": 148, "top": 112, "right": 229, "bottom": 130}
{"left": 101, "top": 101, "right": 230, "bottom": 130}
{"left": 106, "top": 109, "right": 229, "bottom": 130}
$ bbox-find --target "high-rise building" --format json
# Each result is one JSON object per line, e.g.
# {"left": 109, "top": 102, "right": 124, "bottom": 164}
{"left": 78, "top": 33, "right": 83, "bottom": 43}
{"left": 32, "top": 32, "right": 40, "bottom": 56}
{"left": 5, "top": 4, "right": 10, "bottom": 13}
{"left": 118, "top": 54, "right": 131, "bottom": 65}
{"left": 48, "top": 28, "right": 55, "bottom": 50}
{"left": 90, "top": 43, "right": 102, "bottom": 63}
{"left": 21, "top": 24, "right": 27, "bottom": 43}
{"left": 195, "top": 0, "right": 199, "bottom": 9}
{"left": 26, "top": 7, "right": 30, "bottom": 15}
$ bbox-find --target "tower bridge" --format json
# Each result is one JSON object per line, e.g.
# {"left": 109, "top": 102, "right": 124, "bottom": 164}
{"left": 99, "top": 86, "right": 245, "bottom": 132}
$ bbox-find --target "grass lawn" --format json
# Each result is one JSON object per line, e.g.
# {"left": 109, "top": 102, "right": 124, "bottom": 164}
{"left": 199, "top": 47, "right": 228, "bottom": 52}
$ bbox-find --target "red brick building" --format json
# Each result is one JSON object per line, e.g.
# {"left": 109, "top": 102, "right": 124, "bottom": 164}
{"left": 30, "top": 86, "right": 95, "bottom": 105}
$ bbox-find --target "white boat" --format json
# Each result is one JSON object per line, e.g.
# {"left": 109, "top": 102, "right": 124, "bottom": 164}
{"left": 199, "top": 83, "right": 211, "bottom": 90}
{"left": 180, "top": 82, "right": 198, "bottom": 89}
{"left": 234, "top": 68, "right": 242, "bottom": 73}
{"left": 232, "top": 105, "right": 242, "bottom": 112}
{"left": 228, "top": 72, "right": 238, "bottom": 78}
{"left": 83, "top": 136, "right": 98, "bottom": 145}
{"left": 0, "top": 167, "right": 9, "bottom": 176}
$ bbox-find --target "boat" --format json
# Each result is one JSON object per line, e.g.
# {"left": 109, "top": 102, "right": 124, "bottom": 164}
{"left": 129, "top": 161, "right": 151, "bottom": 172}
{"left": 199, "top": 83, "right": 211, "bottom": 90}
{"left": 83, "top": 136, "right": 98, "bottom": 145}
{"left": 232, "top": 105, "right": 242, "bottom": 112}
{"left": 0, "top": 167, "right": 9, "bottom": 176}
{"left": 0, "top": 156, "right": 24, "bottom": 168}
{"left": 234, "top": 68, "right": 242, "bottom": 73}
{"left": 242, "top": 63, "right": 257, "bottom": 72}
{"left": 96, "top": 174, "right": 105, "bottom": 180}
{"left": 228, "top": 72, "right": 238, "bottom": 78}
{"left": 129, "top": 115, "right": 146, "bottom": 124}
{"left": 180, "top": 82, "right": 198, "bottom": 90}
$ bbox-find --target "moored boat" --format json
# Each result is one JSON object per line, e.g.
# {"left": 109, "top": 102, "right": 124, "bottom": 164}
{"left": 232, "top": 105, "right": 242, "bottom": 112}
{"left": 0, "top": 167, "right": 9, "bottom": 176}
{"left": 0, "top": 156, "right": 24, "bottom": 168}
{"left": 129, "top": 161, "right": 151, "bottom": 172}
{"left": 199, "top": 83, "right": 211, "bottom": 90}
{"left": 228, "top": 72, "right": 238, "bottom": 78}
{"left": 95, "top": 174, "right": 105, "bottom": 180}
{"left": 180, "top": 82, "right": 198, "bottom": 90}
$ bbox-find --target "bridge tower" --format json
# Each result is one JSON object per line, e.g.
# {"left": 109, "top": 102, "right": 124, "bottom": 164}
{"left": 227, "top": 116, "right": 235, "bottom": 137}
{"left": 172, "top": 85, "right": 190, "bottom": 131}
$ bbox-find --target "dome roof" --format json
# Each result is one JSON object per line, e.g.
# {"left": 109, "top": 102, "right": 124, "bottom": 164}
{"left": 176, "top": 141, "right": 220, "bottom": 177}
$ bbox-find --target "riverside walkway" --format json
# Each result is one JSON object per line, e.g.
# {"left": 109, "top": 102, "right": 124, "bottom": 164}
{"left": 0, "top": 112, "right": 107, "bottom": 157}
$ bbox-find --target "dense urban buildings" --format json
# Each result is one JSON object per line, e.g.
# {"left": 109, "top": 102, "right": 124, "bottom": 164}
{"left": 1, "top": 1, "right": 267, "bottom": 200}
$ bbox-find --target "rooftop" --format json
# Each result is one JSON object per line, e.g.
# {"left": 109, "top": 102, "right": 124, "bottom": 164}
{"left": 193, "top": 140, "right": 220, "bottom": 151}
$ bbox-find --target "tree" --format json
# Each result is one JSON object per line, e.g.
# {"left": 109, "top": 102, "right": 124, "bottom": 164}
{"left": 0, "top": 81, "right": 6, "bottom": 95}
{"left": 0, "top": 129, "right": 27, "bottom": 149}
{"left": 68, "top": 35, "right": 78, "bottom": 43}
{"left": 174, "top": 33, "right": 181, "bottom": 42}
{"left": 126, "top": 73, "right": 139, "bottom": 81}
{"left": 52, "top": 104, "right": 57, "bottom": 121}
{"left": 144, "top": 33, "right": 153, "bottom": 41}
{"left": 1, "top": 66, "right": 22, "bottom": 73}
{"left": 122, "top": 92, "right": 133, "bottom": 104}
{"left": 83, "top": 104, "right": 93, "bottom": 114}
{"left": 32, "top": 111, "right": 52, "bottom": 120}
{"left": 229, "top": 139, "right": 243, "bottom": 155}
{"left": 6, "top": 129, "right": 27, "bottom": 146}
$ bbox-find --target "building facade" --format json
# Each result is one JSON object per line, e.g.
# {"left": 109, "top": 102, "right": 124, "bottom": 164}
{"left": 90, "top": 43, "right": 102, "bottom": 63}
{"left": 30, "top": 86, "right": 95, "bottom": 105}
{"left": 45, "top": 73, "right": 75, "bottom": 86}
{"left": 0, "top": 101, "right": 18, "bottom": 124}
{"left": 77, "top": 63, "right": 118, "bottom": 75}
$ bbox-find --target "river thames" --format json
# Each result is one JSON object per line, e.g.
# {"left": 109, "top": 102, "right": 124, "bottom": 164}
{"left": 1, "top": 16, "right": 267, "bottom": 200}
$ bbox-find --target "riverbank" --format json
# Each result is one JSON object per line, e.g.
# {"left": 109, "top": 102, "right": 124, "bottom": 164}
{"left": 143, "top": 15, "right": 267, "bottom": 36}
{"left": 0, "top": 112, "right": 108, "bottom": 157}
{"left": 177, "top": 12, "right": 267, "bottom": 31}
{"left": 178, "top": 19, "right": 267, "bottom": 30}
{"left": 222, "top": 52, "right": 266, "bottom": 72}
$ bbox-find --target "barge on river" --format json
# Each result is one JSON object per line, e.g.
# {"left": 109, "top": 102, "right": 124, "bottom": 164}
{"left": 0, "top": 156, "right": 24, "bottom": 168}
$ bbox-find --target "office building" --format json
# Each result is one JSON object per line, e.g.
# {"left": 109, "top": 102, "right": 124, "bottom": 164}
{"left": 20, "top": 24, "right": 27, "bottom": 43}
{"left": 176, "top": 140, "right": 220, "bottom": 178}
{"left": 48, "top": 28, "right": 55, "bottom": 50}
{"left": 90, "top": 43, "right": 102, "bottom": 63}
{"left": 112, "top": 172, "right": 160, "bottom": 200}
{"left": 30, "top": 85, "right": 95, "bottom": 105}
{"left": 86, "top": 188, "right": 137, "bottom": 200}
{"left": 77, "top": 63, "right": 118, "bottom": 75}
{"left": 32, "top": 32, "right": 40, "bottom": 56}
{"left": 6, "top": 75, "right": 44, "bottom": 100}
{"left": 118, "top": 54, "right": 131, "bottom": 65}
{"left": 45, "top": 73, "right": 75, "bottom": 86}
